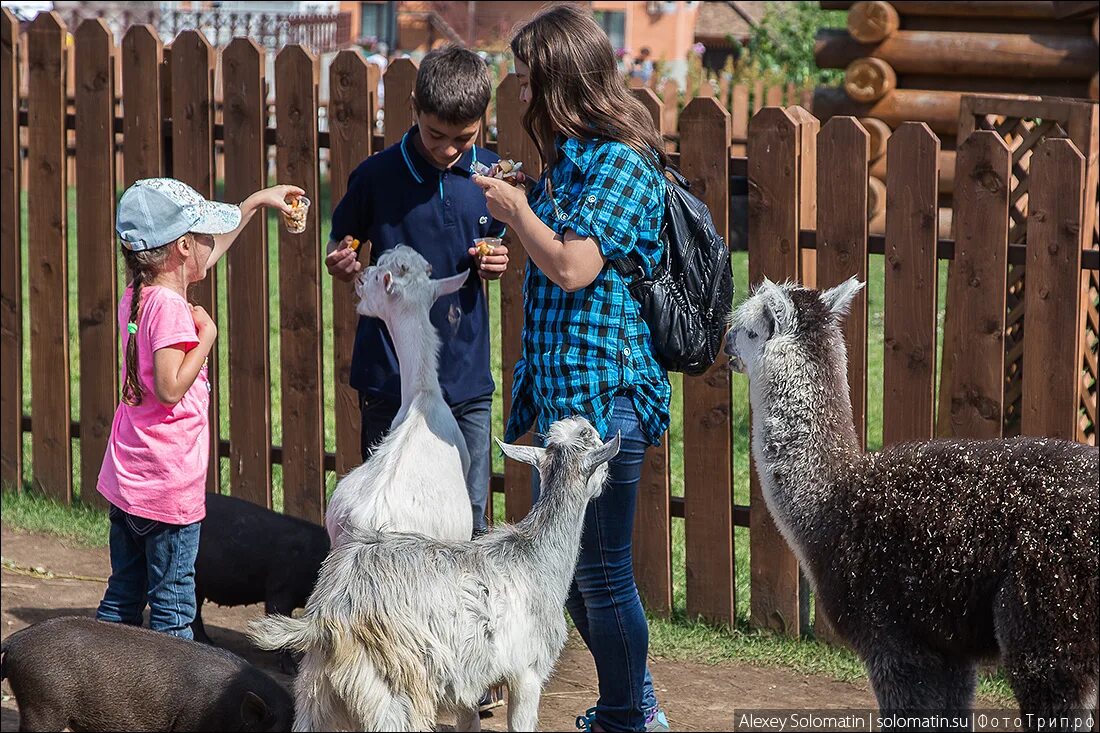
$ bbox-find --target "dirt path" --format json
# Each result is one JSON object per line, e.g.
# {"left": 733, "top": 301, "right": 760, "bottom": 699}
{"left": 1, "top": 525, "right": 895, "bottom": 731}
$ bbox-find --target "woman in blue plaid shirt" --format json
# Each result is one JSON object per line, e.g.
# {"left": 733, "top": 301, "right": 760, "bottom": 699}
{"left": 474, "top": 6, "right": 672, "bottom": 732}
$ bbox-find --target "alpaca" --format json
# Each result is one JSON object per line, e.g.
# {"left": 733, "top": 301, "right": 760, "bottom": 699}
{"left": 726, "top": 277, "right": 1098, "bottom": 730}
{"left": 324, "top": 245, "right": 473, "bottom": 544}
{"left": 249, "top": 417, "right": 621, "bottom": 732}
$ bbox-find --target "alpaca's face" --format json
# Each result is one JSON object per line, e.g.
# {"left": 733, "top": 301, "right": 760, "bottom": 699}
{"left": 355, "top": 245, "right": 468, "bottom": 319}
{"left": 725, "top": 277, "right": 864, "bottom": 377}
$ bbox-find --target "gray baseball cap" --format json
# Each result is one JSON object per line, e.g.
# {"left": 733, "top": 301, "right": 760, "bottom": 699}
{"left": 116, "top": 178, "right": 242, "bottom": 251}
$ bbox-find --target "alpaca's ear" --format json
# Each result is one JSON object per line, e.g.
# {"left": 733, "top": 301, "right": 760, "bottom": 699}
{"left": 434, "top": 270, "right": 469, "bottom": 299}
{"left": 584, "top": 432, "right": 621, "bottom": 474}
{"left": 820, "top": 277, "right": 864, "bottom": 322}
{"left": 756, "top": 279, "right": 796, "bottom": 337}
{"left": 495, "top": 438, "right": 544, "bottom": 468}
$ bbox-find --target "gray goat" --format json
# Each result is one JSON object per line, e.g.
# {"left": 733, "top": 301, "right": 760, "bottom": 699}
{"left": 726, "top": 277, "right": 1098, "bottom": 731}
{"left": 249, "top": 417, "right": 620, "bottom": 732}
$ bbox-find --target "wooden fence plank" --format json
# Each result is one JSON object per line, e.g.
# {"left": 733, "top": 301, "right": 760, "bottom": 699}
{"left": 121, "top": 25, "right": 161, "bottom": 185}
{"left": 747, "top": 106, "right": 802, "bottom": 635}
{"left": 170, "top": 30, "right": 218, "bottom": 492}
{"left": 74, "top": 19, "right": 116, "bottom": 508}
{"left": 883, "top": 122, "right": 941, "bottom": 446}
{"left": 275, "top": 45, "right": 324, "bottom": 522}
{"left": 1, "top": 9, "right": 21, "bottom": 488}
{"left": 496, "top": 74, "right": 540, "bottom": 522}
{"left": 789, "top": 107, "right": 819, "bottom": 290}
{"left": 943, "top": 131, "right": 1011, "bottom": 439}
{"left": 223, "top": 38, "right": 271, "bottom": 507}
{"left": 660, "top": 79, "right": 678, "bottom": 135}
{"left": 630, "top": 87, "right": 672, "bottom": 617}
{"left": 766, "top": 85, "right": 784, "bottom": 108}
{"left": 27, "top": 12, "right": 71, "bottom": 502}
{"left": 1022, "top": 138, "right": 1086, "bottom": 439}
{"left": 731, "top": 84, "right": 749, "bottom": 155}
{"left": 680, "top": 97, "right": 734, "bottom": 627}
{"left": 383, "top": 57, "right": 417, "bottom": 149}
{"left": 752, "top": 80, "right": 765, "bottom": 114}
{"left": 329, "top": 50, "right": 373, "bottom": 478}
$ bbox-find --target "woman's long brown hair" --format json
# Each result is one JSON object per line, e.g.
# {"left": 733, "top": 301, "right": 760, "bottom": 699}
{"left": 510, "top": 4, "right": 668, "bottom": 171}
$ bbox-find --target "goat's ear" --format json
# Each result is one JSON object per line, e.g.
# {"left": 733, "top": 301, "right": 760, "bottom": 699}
{"left": 756, "top": 278, "right": 795, "bottom": 337}
{"left": 383, "top": 271, "right": 396, "bottom": 295}
{"left": 820, "top": 277, "right": 864, "bottom": 323}
{"left": 584, "top": 432, "right": 621, "bottom": 474}
{"left": 495, "top": 438, "right": 544, "bottom": 468}
{"left": 434, "top": 270, "right": 469, "bottom": 299}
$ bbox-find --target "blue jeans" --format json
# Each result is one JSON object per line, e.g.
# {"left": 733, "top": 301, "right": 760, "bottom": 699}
{"left": 361, "top": 392, "right": 493, "bottom": 533}
{"left": 531, "top": 395, "right": 658, "bottom": 732}
{"left": 96, "top": 505, "right": 201, "bottom": 639}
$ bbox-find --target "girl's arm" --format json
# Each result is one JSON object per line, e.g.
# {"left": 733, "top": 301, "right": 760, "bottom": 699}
{"left": 151, "top": 305, "right": 217, "bottom": 406}
{"left": 474, "top": 175, "right": 604, "bottom": 292}
{"left": 209, "top": 184, "right": 305, "bottom": 267}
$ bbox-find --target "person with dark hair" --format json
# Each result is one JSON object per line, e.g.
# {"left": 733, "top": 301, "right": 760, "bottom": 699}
{"left": 325, "top": 46, "right": 510, "bottom": 712}
{"left": 473, "top": 5, "right": 672, "bottom": 732}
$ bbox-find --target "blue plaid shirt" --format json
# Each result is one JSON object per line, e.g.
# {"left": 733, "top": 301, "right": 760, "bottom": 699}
{"left": 504, "top": 136, "right": 671, "bottom": 446}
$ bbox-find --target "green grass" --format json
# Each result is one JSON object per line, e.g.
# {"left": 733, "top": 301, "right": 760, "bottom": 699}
{"left": 8, "top": 183, "right": 985, "bottom": 695}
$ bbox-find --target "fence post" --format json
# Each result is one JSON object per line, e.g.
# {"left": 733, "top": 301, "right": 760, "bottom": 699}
{"left": 328, "top": 50, "right": 374, "bottom": 479}
{"left": 121, "top": 26, "right": 162, "bottom": 185}
{"left": 883, "top": 122, "right": 941, "bottom": 446}
{"left": 747, "top": 106, "right": 802, "bottom": 635}
{"left": 943, "top": 131, "right": 1011, "bottom": 439}
{"left": 382, "top": 57, "right": 417, "bottom": 148}
{"left": 223, "top": 38, "right": 271, "bottom": 508}
{"left": 27, "top": 12, "right": 72, "bottom": 503}
{"left": 170, "top": 30, "right": 218, "bottom": 492}
{"left": 74, "top": 19, "right": 117, "bottom": 508}
{"left": 630, "top": 87, "right": 673, "bottom": 618}
{"left": 680, "top": 97, "right": 734, "bottom": 627}
{"left": 1, "top": 9, "right": 21, "bottom": 489}
{"left": 1023, "top": 138, "right": 1086, "bottom": 440}
{"left": 495, "top": 73, "right": 541, "bottom": 522}
{"left": 275, "top": 44, "right": 324, "bottom": 522}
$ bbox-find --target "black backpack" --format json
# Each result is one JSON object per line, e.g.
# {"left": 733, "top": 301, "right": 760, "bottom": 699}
{"left": 613, "top": 168, "right": 734, "bottom": 376}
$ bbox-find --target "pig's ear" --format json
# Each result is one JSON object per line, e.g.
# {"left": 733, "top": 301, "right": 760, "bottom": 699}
{"left": 240, "top": 691, "right": 268, "bottom": 726}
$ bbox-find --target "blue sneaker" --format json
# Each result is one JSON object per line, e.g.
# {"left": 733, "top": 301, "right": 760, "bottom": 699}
{"left": 575, "top": 707, "right": 597, "bottom": 732}
{"left": 574, "top": 706, "right": 671, "bottom": 732}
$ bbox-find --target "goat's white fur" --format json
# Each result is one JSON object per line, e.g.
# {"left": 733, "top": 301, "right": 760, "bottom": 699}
{"left": 250, "top": 417, "right": 621, "bottom": 732}
{"left": 324, "top": 245, "right": 473, "bottom": 545}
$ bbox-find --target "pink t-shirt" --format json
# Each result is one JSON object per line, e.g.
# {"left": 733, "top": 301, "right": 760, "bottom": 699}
{"left": 97, "top": 285, "right": 209, "bottom": 525}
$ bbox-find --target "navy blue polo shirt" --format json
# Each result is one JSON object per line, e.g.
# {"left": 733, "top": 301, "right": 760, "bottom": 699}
{"left": 330, "top": 126, "right": 505, "bottom": 406}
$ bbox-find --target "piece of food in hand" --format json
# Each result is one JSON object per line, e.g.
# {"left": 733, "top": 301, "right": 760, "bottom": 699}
{"left": 474, "top": 237, "right": 502, "bottom": 258}
{"left": 472, "top": 161, "right": 492, "bottom": 176}
{"left": 349, "top": 238, "right": 361, "bottom": 252}
{"left": 495, "top": 159, "right": 523, "bottom": 180}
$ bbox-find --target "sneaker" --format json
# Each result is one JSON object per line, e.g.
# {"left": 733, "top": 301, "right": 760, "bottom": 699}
{"left": 478, "top": 685, "right": 505, "bottom": 715}
{"left": 645, "top": 707, "right": 671, "bottom": 732}
{"left": 575, "top": 707, "right": 597, "bottom": 732}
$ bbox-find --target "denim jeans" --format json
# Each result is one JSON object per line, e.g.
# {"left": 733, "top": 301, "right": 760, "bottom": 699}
{"left": 360, "top": 392, "right": 493, "bottom": 534}
{"left": 531, "top": 395, "right": 658, "bottom": 732}
{"left": 96, "top": 505, "right": 201, "bottom": 639}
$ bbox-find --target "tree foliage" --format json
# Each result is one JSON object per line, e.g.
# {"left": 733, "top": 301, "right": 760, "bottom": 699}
{"left": 734, "top": 1, "right": 846, "bottom": 87}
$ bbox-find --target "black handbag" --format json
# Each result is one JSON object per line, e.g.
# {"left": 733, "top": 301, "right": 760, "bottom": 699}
{"left": 613, "top": 168, "right": 734, "bottom": 376}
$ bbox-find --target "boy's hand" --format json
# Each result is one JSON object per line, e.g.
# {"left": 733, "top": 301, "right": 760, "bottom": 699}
{"left": 469, "top": 243, "right": 509, "bottom": 280}
{"left": 473, "top": 175, "right": 528, "bottom": 227}
{"left": 245, "top": 184, "right": 306, "bottom": 214}
{"left": 326, "top": 235, "right": 365, "bottom": 282}
{"left": 192, "top": 305, "right": 217, "bottom": 345}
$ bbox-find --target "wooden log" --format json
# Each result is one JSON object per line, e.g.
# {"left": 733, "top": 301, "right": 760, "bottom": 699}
{"left": 848, "top": 1, "right": 900, "bottom": 43}
{"left": 1051, "top": 1, "right": 1100, "bottom": 19}
{"left": 1091, "top": 73, "right": 1099, "bottom": 100}
{"left": 814, "top": 86, "right": 967, "bottom": 135}
{"left": 900, "top": 16, "right": 1097, "bottom": 36}
{"left": 871, "top": 149, "right": 956, "bottom": 194}
{"left": 896, "top": 74, "right": 1092, "bottom": 99}
{"left": 861, "top": 116, "right": 892, "bottom": 160}
{"left": 815, "top": 29, "right": 1099, "bottom": 79}
{"left": 867, "top": 175, "right": 887, "bottom": 218}
{"left": 845, "top": 57, "right": 896, "bottom": 103}
{"left": 820, "top": 1, "right": 1082, "bottom": 18}
{"left": 1022, "top": 138, "right": 1085, "bottom": 440}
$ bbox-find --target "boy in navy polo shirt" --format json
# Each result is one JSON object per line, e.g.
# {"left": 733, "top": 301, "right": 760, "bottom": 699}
{"left": 326, "top": 45, "right": 508, "bottom": 540}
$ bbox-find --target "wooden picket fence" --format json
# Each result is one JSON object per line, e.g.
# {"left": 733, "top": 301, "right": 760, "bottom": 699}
{"left": 3, "top": 12, "right": 1096, "bottom": 635}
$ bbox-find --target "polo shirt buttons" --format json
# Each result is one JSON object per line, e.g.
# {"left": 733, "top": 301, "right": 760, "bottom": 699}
{"left": 445, "top": 199, "right": 452, "bottom": 208}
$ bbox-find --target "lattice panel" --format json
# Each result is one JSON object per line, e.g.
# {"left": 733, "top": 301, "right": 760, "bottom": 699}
{"left": 1081, "top": 229, "right": 1099, "bottom": 446}
{"left": 970, "top": 114, "right": 1072, "bottom": 436}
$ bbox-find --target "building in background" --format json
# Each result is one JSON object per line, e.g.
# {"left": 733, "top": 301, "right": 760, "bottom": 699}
{"left": 694, "top": 1, "right": 765, "bottom": 72}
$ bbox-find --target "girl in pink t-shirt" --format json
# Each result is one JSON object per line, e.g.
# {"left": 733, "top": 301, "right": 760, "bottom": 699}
{"left": 96, "top": 178, "right": 303, "bottom": 639}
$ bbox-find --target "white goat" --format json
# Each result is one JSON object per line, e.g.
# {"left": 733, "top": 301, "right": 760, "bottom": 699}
{"left": 324, "top": 245, "right": 473, "bottom": 544}
{"left": 250, "top": 417, "right": 621, "bottom": 732}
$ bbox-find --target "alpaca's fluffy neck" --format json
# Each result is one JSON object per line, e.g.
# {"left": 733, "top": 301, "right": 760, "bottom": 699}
{"left": 384, "top": 304, "right": 443, "bottom": 408}
{"left": 513, "top": 482, "right": 592, "bottom": 604}
{"left": 750, "top": 335, "right": 860, "bottom": 550}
